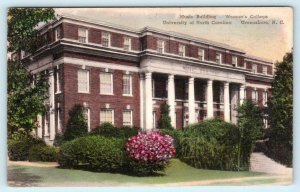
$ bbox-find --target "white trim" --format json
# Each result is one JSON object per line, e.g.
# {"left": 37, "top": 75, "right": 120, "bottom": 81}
{"left": 54, "top": 57, "right": 139, "bottom": 72}
{"left": 246, "top": 82, "right": 271, "bottom": 90}
{"left": 244, "top": 57, "right": 273, "bottom": 66}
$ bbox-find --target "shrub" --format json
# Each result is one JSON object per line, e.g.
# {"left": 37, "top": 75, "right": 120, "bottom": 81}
{"left": 29, "top": 144, "right": 59, "bottom": 162}
{"left": 91, "top": 122, "right": 139, "bottom": 139}
{"left": 63, "top": 104, "right": 88, "bottom": 141}
{"left": 53, "top": 132, "right": 65, "bottom": 147}
{"left": 58, "top": 135, "right": 127, "bottom": 172}
{"left": 126, "top": 132, "right": 175, "bottom": 176}
{"left": 237, "top": 101, "right": 264, "bottom": 170}
{"left": 8, "top": 130, "right": 46, "bottom": 161}
{"left": 179, "top": 119, "right": 241, "bottom": 171}
{"left": 158, "top": 102, "right": 173, "bottom": 130}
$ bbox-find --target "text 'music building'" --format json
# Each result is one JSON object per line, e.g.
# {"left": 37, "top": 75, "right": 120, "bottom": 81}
{"left": 22, "top": 15, "right": 273, "bottom": 142}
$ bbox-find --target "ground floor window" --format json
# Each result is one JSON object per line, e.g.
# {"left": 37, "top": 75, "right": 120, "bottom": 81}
{"left": 84, "top": 108, "right": 90, "bottom": 131}
{"left": 123, "top": 110, "right": 132, "bottom": 126}
{"left": 100, "top": 109, "right": 114, "bottom": 125}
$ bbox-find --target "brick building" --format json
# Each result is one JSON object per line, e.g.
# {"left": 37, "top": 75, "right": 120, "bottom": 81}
{"left": 22, "top": 15, "right": 273, "bottom": 142}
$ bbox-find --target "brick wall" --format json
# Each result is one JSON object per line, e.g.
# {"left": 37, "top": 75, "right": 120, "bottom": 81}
{"left": 62, "top": 63, "right": 140, "bottom": 130}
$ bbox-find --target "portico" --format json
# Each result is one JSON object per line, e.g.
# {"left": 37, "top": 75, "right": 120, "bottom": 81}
{"left": 140, "top": 57, "right": 247, "bottom": 130}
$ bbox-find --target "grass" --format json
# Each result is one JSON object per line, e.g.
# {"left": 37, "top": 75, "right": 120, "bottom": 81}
{"left": 8, "top": 159, "right": 266, "bottom": 186}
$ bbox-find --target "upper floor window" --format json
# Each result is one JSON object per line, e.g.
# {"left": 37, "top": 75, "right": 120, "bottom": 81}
{"left": 55, "top": 27, "right": 62, "bottom": 41}
{"left": 100, "top": 109, "right": 114, "bottom": 125}
{"left": 78, "top": 28, "right": 88, "bottom": 43}
{"left": 252, "top": 64, "right": 257, "bottom": 73}
{"left": 179, "top": 44, "right": 185, "bottom": 57}
{"left": 78, "top": 69, "right": 89, "bottom": 93}
{"left": 198, "top": 48, "right": 205, "bottom": 61}
{"left": 100, "top": 72, "right": 113, "bottom": 95}
{"left": 124, "top": 37, "right": 131, "bottom": 51}
{"left": 123, "top": 74, "right": 132, "bottom": 96}
{"left": 262, "top": 66, "right": 267, "bottom": 74}
{"left": 157, "top": 40, "right": 165, "bottom": 53}
{"left": 123, "top": 110, "right": 133, "bottom": 126}
{"left": 232, "top": 56, "right": 238, "bottom": 67}
{"left": 216, "top": 52, "right": 222, "bottom": 64}
{"left": 102, "top": 32, "right": 111, "bottom": 47}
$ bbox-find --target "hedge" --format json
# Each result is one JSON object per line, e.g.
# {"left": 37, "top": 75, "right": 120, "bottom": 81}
{"left": 173, "top": 119, "right": 241, "bottom": 171}
{"left": 8, "top": 131, "right": 46, "bottom": 161}
{"left": 29, "top": 144, "right": 59, "bottom": 162}
{"left": 58, "top": 135, "right": 127, "bottom": 172}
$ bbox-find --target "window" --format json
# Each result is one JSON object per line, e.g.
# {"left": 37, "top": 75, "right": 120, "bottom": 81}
{"left": 124, "top": 37, "right": 131, "bottom": 51}
{"left": 262, "top": 66, "right": 267, "bottom": 74}
{"left": 216, "top": 52, "right": 222, "bottom": 64}
{"left": 263, "top": 115, "right": 269, "bottom": 128}
{"left": 252, "top": 64, "right": 257, "bottom": 73}
{"left": 123, "top": 110, "right": 132, "bottom": 126}
{"left": 100, "top": 72, "right": 113, "bottom": 94}
{"left": 157, "top": 40, "right": 165, "bottom": 53}
{"left": 179, "top": 44, "right": 185, "bottom": 56}
{"left": 263, "top": 91, "right": 268, "bottom": 106}
{"left": 252, "top": 89, "right": 258, "bottom": 103}
{"left": 198, "top": 48, "right": 205, "bottom": 61}
{"left": 78, "top": 69, "right": 89, "bottom": 93}
{"left": 78, "top": 28, "right": 87, "bottom": 43}
{"left": 55, "top": 27, "right": 62, "bottom": 41}
{"left": 102, "top": 32, "right": 111, "bottom": 47}
{"left": 232, "top": 56, "right": 238, "bottom": 67}
{"left": 100, "top": 109, "right": 114, "bottom": 125}
{"left": 123, "top": 74, "right": 132, "bottom": 96}
{"left": 56, "top": 68, "right": 61, "bottom": 93}
{"left": 83, "top": 108, "right": 90, "bottom": 131}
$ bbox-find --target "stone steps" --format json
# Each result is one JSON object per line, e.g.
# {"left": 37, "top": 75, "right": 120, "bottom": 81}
{"left": 250, "top": 152, "right": 292, "bottom": 176}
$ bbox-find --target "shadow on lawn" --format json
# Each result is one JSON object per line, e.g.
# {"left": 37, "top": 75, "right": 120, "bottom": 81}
{"left": 8, "top": 166, "right": 42, "bottom": 187}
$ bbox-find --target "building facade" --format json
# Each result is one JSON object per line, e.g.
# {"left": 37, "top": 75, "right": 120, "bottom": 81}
{"left": 22, "top": 15, "right": 273, "bottom": 142}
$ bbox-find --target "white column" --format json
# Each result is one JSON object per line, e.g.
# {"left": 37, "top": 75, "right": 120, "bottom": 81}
{"left": 188, "top": 77, "right": 196, "bottom": 124}
{"left": 167, "top": 74, "right": 176, "bottom": 127}
{"left": 37, "top": 114, "right": 43, "bottom": 138}
{"left": 224, "top": 82, "right": 230, "bottom": 122}
{"left": 239, "top": 84, "right": 245, "bottom": 105}
{"left": 140, "top": 74, "right": 145, "bottom": 129}
{"left": 144, "top": 72, "right": 153, "bottom": 130}
{"left": 207, "top": 79, "right": 214, "bottom": 119}
{"left": 49, "top": 69, "right": 55, "bottom": 140}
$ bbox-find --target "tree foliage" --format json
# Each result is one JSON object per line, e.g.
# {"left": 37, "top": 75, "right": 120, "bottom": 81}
{"left": 158, "top": 102, "right": 173, "bottom": 130}
{"left": 237, "top": 100, "right": 264, "bottom": 169}
{"left": 7, "top": 60, "right": 48, "bottom": 134}
{"left": 7, "top": 8, "right": 55, "bottom": 135}
{"left": 267, "top": 51, "right": 293, "bottom": 167}
{"left": 63, "top": 104, "right": 88, "bottom": 141}
{"left": 7, "top": 8, "right": 55, "bottom": 53}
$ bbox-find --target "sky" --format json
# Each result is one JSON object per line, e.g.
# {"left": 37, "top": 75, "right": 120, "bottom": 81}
{"left": 56, "top": 7, "right": 293, "bottom": 63}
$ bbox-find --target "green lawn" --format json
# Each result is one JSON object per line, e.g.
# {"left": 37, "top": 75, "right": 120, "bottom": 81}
{"left": 8, "top": 159, "right": 267, "bottom": 186}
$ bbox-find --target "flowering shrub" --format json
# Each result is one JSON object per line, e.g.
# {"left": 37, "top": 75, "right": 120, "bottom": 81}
{"left": 126, "top": 132, "right": 175, "bottom": 176}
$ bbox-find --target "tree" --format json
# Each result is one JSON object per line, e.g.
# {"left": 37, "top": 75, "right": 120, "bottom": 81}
{"left": 158, "top": 102, "right": 173, "bottom": 130}
{"left": 63, "top": 104, "right": 88, "bottom": 141}
{"left": 267, "top": 51, "right": 293, "bottom": 167}
{"left": 237, "top": 100, "right": 264, "bottom": 170}
{"left": 7, "top": 60, "right": 48, "bottom": 135}
{"left": 7, "top": 8, "right": 55, "bottom": 135}
{"left": 7, "top": 8, "right": 55, "bottom": 53}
